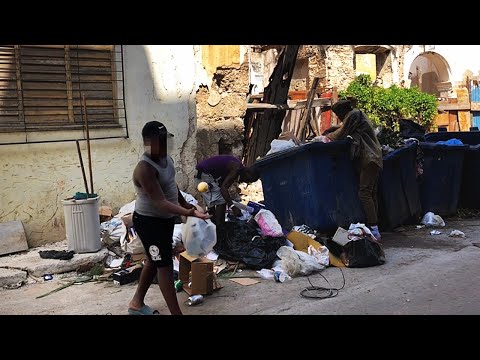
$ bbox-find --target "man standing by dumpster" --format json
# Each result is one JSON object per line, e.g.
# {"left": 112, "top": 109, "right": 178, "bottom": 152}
{"left": 195, "top": 155, "right": 260, "bottom": 226}
{"left": 325, "top": 99, "right": 383, "bottom": 241}
{"left": 128, "top": 121, "right": 211, "bottom": 315}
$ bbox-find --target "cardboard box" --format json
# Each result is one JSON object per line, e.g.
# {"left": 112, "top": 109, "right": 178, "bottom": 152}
{"left": 332, "top": 227, "right": 351, "bottom": 246}
{"left": 179, "top": 251, "right": 214, "bottom": 296}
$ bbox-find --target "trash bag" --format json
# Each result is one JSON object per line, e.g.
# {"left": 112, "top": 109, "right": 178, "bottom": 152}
{"left": 214, "top": 221, "right": 287, "bottom": 270}
{"left": 342, "top": 236, "right": 385, "bottom": 268}
{"left": 399, "top": 119, "right": 426, "bottom": 141}
{"left": 254, "top": 209, "right": 283, "bottom": 237}
{"left": 421, "top": 212, "right": 445, "bottom": 227}
{"left": 182, "top": 217, "right": 217, "bottom": 257}
{"left": 276, "top": 246, "right": 325, "bottom": 277}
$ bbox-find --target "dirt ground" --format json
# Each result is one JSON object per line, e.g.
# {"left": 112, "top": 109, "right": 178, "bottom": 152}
{"left": 1, "top": 218, "right": 480, "bottom": 315}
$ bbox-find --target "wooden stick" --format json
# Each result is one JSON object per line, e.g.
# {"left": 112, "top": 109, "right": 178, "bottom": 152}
{"left": 299, "top": 77, "right": 320, "bottom": 141}
{"left": 82, "top": 93, "right": 94, "bottom": 196}
{"left": 75, "top": 140, "right": 90, "bottom": 196}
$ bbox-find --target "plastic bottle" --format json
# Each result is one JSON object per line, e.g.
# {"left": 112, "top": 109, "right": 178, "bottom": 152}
{"left": 273, "top": 271, "right": 289, "bottom": 283}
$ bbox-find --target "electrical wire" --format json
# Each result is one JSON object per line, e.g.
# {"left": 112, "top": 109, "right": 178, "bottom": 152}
{"left": 300, "top": 267, "right": 346, "bottom": 300}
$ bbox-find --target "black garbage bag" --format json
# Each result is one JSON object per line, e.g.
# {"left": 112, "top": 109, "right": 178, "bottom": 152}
{"left": 343, "top": 236, "right": 385, "bottom": 268}
{"left": 214, "top": 221, "right": 287, "bottom": 270}
{"left": 399, "top": 119, "right": 426, "bottom": 141}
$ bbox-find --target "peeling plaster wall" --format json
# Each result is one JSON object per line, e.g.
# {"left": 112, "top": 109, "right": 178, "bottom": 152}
{"left": 325, "top": 45, "right": 356, "bottom": 91}
{"left": 0, "top": 45, "right": 197, "bottom": 247}
{"left": 290, "top": 45, "right": 327, "bottom": 92}
{"left": 291, "top": 45, "right": 409, "bottom": 92}
{"left": 196, "top": 46, "right": 250, "bottom": 162}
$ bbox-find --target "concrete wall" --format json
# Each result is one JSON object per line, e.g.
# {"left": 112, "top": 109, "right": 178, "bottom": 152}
{"left": 0, "top": 45, "right": 198, "bottom": 247}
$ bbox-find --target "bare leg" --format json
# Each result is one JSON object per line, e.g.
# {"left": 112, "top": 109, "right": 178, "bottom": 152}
{"left": 129, "top": 257, "right": 157, "bottom": 310}
{"left": 157, "top": 264, "right": 182, "bottom": 315}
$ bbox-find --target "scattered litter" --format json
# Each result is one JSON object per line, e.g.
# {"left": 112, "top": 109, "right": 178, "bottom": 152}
{"left": 187, "top": 294, "right": 204, "bottom": 306}
{"left": 421, "top": 212, "right": 445, "bottom": 227}
{"left": 307, "top": 245, "right": 329, "bottom": 266}
{"left": 39, "top": 250, "right": 75, "bottom": 260}
{"left": 206, "top": 250, "right": 219, "bottom": 261}
{"left": 229, "top": 278, "right": 260, "bottom": 286}
{"left": 107, "top": 257, "right": 123, "bottom": 268}
{"left": 43, "top": 274, "right": 53, "bottom": 281}
{"left": 416, "top": 225, "right": 425, "bottom": 229}
{"left": 292, "top": 224, "right": 317, "bottom": 239}
{"left": 449, "top": 230, "right": 466, "bottom": 238}
{"left": 430, "top": 230, "right": 442, "bottom": 235}
{"left": 256, "top": 269, "right": 275, "bottom": 280}
{"left": 274, "top": 271, "right": 291, "bottom": 283}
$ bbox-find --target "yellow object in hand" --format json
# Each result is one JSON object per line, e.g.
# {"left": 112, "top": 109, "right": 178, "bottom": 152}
{"left": 197, "top": 181, "right": 209, "bottom": 193}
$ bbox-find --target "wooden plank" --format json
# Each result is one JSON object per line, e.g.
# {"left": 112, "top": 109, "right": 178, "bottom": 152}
{"left": 20, "top": 46, "right": 65, "bottom": 58}
{"left": 20, "top": 64, "right": 67, "bottom": 73}
{"left": 0, "top": 100, "right": 19, "bottom": 107}
{"left": 298, "top": 77, "right": 320, "bottom": 141}
{"left": 0, "top": 116, "right": 20, "bottom": 123}
{"left": 20, "top": 58, "right": 66, "bottom": 66}
{"left": 71, "top": 99, "right": 113, "bottom": 107}
{"left": 438, "top": 103, "right": 470, "bottom": 111}
{"left": 22, "top": 82, "right": 66, "bottom": 90}
{"left": 23, "top": 99, "right": 69, "bottom": 107}
{"left": 0, "top": 80, "right": 17, "bottom": 90}
{"left": 24, "top": 108, "right": 69, "bottom": 116}
{"left": 70, "top": 45, "right": 114, "bottom": 51}
{"left": 25, "top": 114, "right": 70, "bottom": 122}
{"left": 0, "top": 109, "right": 19, "bottom": 116}
{"left": 243, "top": 45, "right": 300, "bottom": 165}
{"left": 22, "top": 90, "right": 68, "bottom": 99}
{"left": 70, "top": 66, "right": 112, "bottom": 74}
{"left": 69, "top": 50, "right": 112, "bottom": 60}
{"left": 0, "top": 220, "right": 28, "bottom": 256}
{"left": 21, "top": 73, "right": 66, "bottom": 81}
{"left": 71, "top": 90, "right": 114, "bottom": 99}
{"left": 69, "top": 60, "right": 112, "bottom": 67}
{"left": 71, "top": 74, "right": 111, "bottom": 82}
{"left": 471, "top": 102, "right": 480, "bottom": 111}
{"left": 71, "top": 81, "right": 112, "bottom": 91}
{"left": 0, "top": 90, "right": 19, "bottom": 98}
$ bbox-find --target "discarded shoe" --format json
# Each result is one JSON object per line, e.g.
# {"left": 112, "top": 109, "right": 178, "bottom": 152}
{"left": 39, "top": 250, "right": 75, "bottom": 260}
{"left": 127, "top": 304, "right": 160, "bottom": 315}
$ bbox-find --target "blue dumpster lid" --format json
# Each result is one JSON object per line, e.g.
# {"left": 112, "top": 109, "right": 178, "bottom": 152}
{"left": 254, "top": 140, "right": 351, "bottom": 168}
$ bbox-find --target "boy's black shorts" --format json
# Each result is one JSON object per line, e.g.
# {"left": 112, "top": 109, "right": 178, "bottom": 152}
{"left": 132, "top": 212, "right": 175, "bottom": 268}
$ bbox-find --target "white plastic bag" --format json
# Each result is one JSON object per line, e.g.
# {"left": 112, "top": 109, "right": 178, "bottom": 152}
{"left": 254, "top": 209, "right": 283, "bottom": 237}
{"left": 307, "top": 245, "right": 330, "bottom": 266}
{"left": 276, "top": 246, "right": 325, "bottom": 277}
{"left": 266, "top": 139, "right": 297, "bottom": 155}
{"left": 118, "top": 200, "right": 136, "bottom": 216}
{"left": 121, "top": 228, "right": 145, "bottom": 254}
{"left": 182, "top": 217, "right": 217, "bottom": 257}
{"left": 172, "top": 223, "right": 184, "bottom": 247}
{"left": 421, "top": 212, "right": 445, "bottom": 227}
{"left": 180, "top": 190, "right": 198, "bottom": 206}
{"left": 100, "top": 217, "right": 126, "bottom": 245}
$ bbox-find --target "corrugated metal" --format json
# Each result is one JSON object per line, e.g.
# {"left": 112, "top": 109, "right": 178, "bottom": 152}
{"left": 471, "top": 81, "right": 480, "bottom": 102}
{"left": 472, "top": 111, "right": 480, "bottom": 128}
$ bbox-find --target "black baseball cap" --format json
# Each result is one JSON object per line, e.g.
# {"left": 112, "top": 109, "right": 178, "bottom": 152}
{"left": 142, "top": 121, "right": 174, "bottom": 139}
